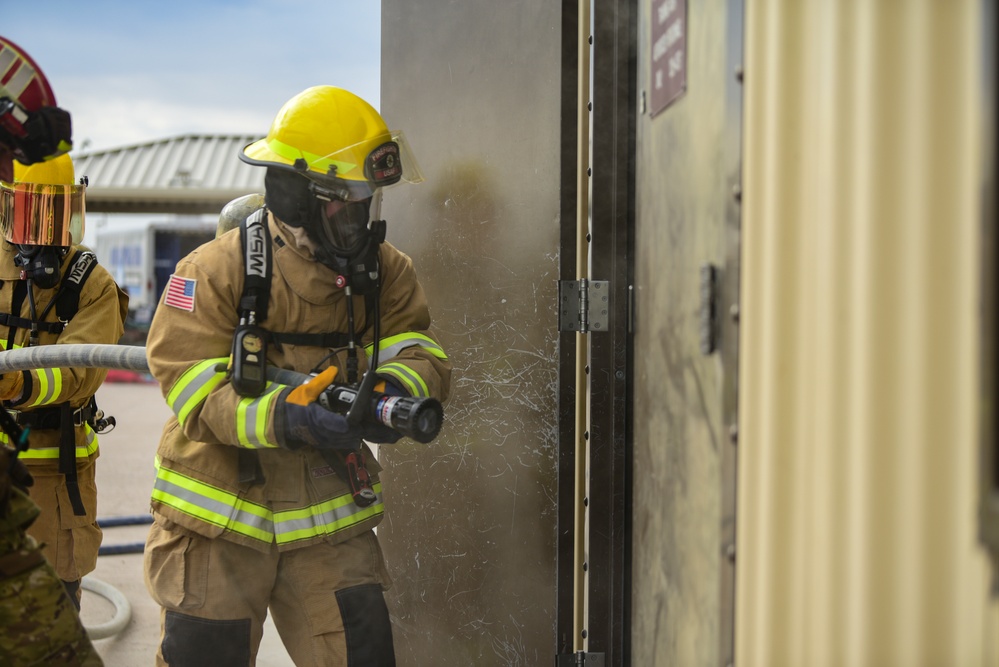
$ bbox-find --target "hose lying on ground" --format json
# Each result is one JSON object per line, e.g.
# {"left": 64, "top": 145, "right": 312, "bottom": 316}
{"left": 98, "top": 514, "right": 154, "bottom": 556}
{"left": 81, "top": 576, "right": 132, "bottom": 640}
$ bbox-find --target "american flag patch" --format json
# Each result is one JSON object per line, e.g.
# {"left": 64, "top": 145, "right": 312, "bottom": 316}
{"left": 164, "top": 274, "right": 196, "bottom": 311}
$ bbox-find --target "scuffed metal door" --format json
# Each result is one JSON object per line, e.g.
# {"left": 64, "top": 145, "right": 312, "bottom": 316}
{"left": 380, "top": 2, "right": 564, "bottom": 665}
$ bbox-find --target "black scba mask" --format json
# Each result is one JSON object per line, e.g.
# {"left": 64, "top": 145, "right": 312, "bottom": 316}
{"left": 14, "top": 244, "right": 64, "bottom": 289}
{"left": 264, "top": 168, "right": 385, "bottom": 292}
{"left": 319, "top": 198, "right": 372, "bottom": 256}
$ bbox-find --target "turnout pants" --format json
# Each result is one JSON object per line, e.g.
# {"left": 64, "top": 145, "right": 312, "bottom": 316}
{"left": 24, "top": 463, "right": 102, "bottom": 603}
{"left": 144, "top": 519, "right": 396, "bottom": 667}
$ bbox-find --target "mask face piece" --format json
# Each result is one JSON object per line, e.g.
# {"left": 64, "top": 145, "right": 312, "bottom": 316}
{"left": 263, "top": 167, "right": 386, "bottom": 278}
{"left": 14, "top": 244, "right": 62, "bottom": 288}
{"left": 318, "top": 198, "right": 372, "bottom": 256}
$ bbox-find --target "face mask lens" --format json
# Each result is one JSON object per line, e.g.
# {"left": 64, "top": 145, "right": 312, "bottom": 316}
{"left": 320, "top": 198, "right": 371, "bottom": 252}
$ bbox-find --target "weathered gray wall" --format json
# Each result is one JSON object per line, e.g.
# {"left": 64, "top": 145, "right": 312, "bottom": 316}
{"left": 631, "top": 0, "right": 737, "bottom": 664}
{"left": 379, "top": 2, "right": 563, "bottom": 665}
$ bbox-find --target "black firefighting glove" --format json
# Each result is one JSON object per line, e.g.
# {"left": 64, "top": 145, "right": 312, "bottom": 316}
{"left": 5, "top": 104, "right": 73, "bottom": 164}
{"left": 275, "top": 387, "right": 365, "bottom": 451}
{"left": 275, "top": 368, "right": 401, "bottom": 449}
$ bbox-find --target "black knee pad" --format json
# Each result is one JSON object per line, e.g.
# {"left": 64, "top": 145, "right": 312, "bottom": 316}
{"left": 163, "top": 611, "right": 250, "bottom": 667}
{"left": 336, "top": 583, "right": 396, "bottom": 666}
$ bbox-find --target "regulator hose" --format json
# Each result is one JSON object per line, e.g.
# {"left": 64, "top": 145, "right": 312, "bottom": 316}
{"left": 0, "top": 344, "right": 309, "bottom": 385}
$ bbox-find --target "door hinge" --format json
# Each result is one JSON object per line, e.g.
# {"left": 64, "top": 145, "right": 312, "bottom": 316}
{"left": 559, "top": 279, "right": 610, "bottom": 333}
{"left": 556, "top": 652, "right": 606, "bottom": 667}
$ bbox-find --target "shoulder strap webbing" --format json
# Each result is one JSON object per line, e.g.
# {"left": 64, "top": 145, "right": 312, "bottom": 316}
{"left": 0, "top": 312, "right": 62, "bottom": 335}
{"left": 55, "top": 250, "right": 98, "bottom": 323}
{"left": 267, "top": 331, "right": 354, "bottom": 348}
{"left": 58, "top": 402, "right": 86, "bottom": 516}
{"left": 239, "top": 208, "right": 272, "bottom": 323}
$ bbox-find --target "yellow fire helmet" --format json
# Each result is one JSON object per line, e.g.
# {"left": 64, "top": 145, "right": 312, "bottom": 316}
{"left": 1, "top": 153, "right": 85, "bottom": 246}
{"left": 239, "top": 85, "right": 423, "bottom": 202}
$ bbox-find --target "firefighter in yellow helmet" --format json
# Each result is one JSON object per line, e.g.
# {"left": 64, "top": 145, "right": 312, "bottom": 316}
{"left": 0, "top": 150, "right": 129, "bottom": 611}
{"left": 0, "top": 34, "right": 106, "bottom": 666}
{"left": 143, "top": 85, "right": 452, "bottom": 666}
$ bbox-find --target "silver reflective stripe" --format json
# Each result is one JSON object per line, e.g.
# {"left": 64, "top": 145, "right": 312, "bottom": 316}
{"left": 153, "top": 475, "right": 240, "bottom": 525}
{"left": 236, "top": 384, "right": 283, "bottom": 449}
{"left": 366, "top": 333, "right": 448, "bottom": 362}
{"left": 273, "top": 492, "right": 384, "bottom": 546}
{"left": 153, "top": 461, "right": 383, "bottom": 545}
{"left": 7, "top": 421, "right": 99, "bottom": 459}
{"left": 152, "top": 471, "right": 274, "bottom": 542}
{"left": 377, "top": 361, "right": 428, "bottom": 397}
{"left": 168, "top": 358, "right": 228, "bottom": 425}
{"left": 31, "top": 367, "right": 60, "bottom": 406}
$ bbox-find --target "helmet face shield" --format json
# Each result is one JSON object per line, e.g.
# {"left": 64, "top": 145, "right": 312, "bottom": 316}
{"left": 0, "top": 179, "right": 85, "bottom": 245}
{"left": 243, "top": 130, "right": 424, "bottom": 195}
{"left": 385, "top": 131, "right": 423, "bottom": 185}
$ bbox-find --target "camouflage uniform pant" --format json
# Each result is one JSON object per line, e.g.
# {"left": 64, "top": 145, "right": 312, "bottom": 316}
{"left": 0, "top": 552, "right": 103, "bottom": 666}
{"left": 0, "top": 483, "right": 103, "bottom": 667}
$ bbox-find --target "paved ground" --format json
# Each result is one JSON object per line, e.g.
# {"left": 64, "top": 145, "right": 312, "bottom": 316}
{"left": 78, "top": 379, "right": 294, "bottom": 666}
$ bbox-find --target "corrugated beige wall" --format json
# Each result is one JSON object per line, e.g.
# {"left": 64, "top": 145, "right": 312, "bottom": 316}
{"left": 738, "top": 1, "right": 996, "bottom": 666}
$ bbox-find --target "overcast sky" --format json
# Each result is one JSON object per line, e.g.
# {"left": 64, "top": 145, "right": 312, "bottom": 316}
{"left": 2, "top": 0, "right": 381, "bottom": 153}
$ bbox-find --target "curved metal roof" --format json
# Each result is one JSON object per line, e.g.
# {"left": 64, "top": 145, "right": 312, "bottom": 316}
{"left": 72, "top": 134, "right": 266, "bottom": 215}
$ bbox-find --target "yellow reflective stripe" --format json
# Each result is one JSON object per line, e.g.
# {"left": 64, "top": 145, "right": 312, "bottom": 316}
{"left": 265, "top": 137, "right": 357, "bottom": 177}
{"left": 364, "top": 332, "right": 448, "bottom": 362}
{"left": 26, "top": 367, "right": 63, "bottom": 407}
{"left": 166, "top": 358, "right": 229, "bottom": 425}
{"left": 235, "top": 383, "right": 283, "bottom": 449}
{"left": 152, "top": 463, "right": 273, "bottom": 542}
{"left": 273, "top": 490, "right": 383, "bottom": 545}
{"left": 376, "top": 361, "right": 428, "bottom": 397}
{"left": 4, "top": 425, "right": 99, "bottom": 458}
{"left": 2, "top": 342, "right": 63, "bottom": 406}
{"left": 152, "top": 458, "right": 384, "bottom": 545}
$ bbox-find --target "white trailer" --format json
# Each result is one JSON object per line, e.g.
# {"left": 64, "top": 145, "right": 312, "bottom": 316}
{"left": 92, "top": 217, "right": 218, "bottom": 324}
